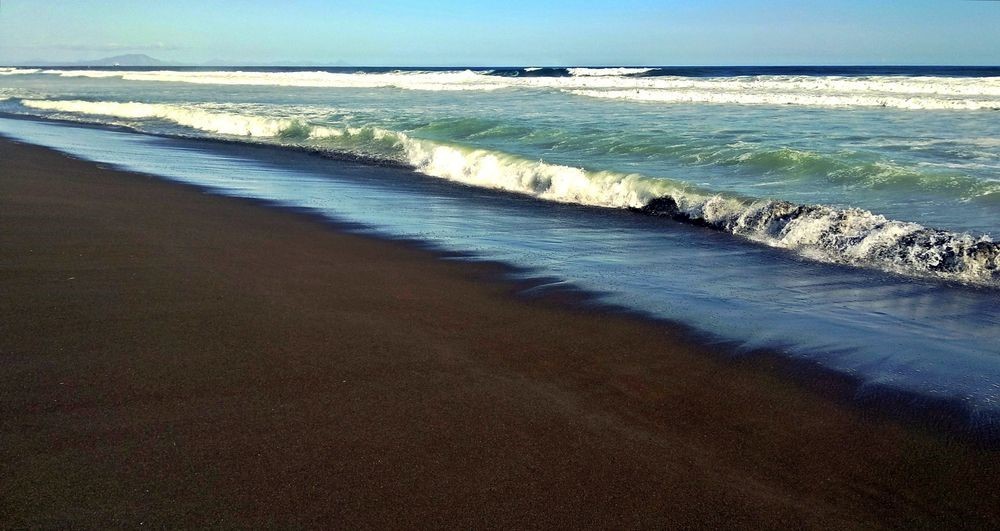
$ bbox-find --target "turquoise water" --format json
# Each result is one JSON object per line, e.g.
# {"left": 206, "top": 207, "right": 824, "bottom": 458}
{"left": 1, "top": 66, "right": 999, "bottom": 427}
{"left": 2, "top": 67, "right": 998, "bottom": 286}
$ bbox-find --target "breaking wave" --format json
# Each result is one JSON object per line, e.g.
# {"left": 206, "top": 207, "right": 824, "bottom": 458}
{"left": 21, "top": 99, "right": 345, "bottom": 138}
{"left": 487, "top": 67, "right": 571, "bottom": 77}
{"left": 39, "top": 68, "right": 509, "bottom": 92}
{"left": 0, "top": 67, "right": 41, "bottom": 75}
{"left": 6, "top": 67, "right": 1000, "bottom": 110}
{"left": 14, "top": 97, "right": 999, "bottom": 286}
{"left": 568, "top": 89, "right": 1000, "bottom": 111}
{"left": 567, "top": 67, "right": 656, "bottom": 77}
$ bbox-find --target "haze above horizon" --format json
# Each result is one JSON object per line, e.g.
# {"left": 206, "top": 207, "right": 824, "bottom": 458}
{"left": 1, "top": 0, "right": 998, "bottom": 66}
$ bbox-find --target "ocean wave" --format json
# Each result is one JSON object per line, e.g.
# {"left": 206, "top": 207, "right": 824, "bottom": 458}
{"left": 0, "top": 67, "right": 40, "bottom": 75}
{"left": 486, "top": 67, "right": 654, "bottom": 77}
{"left": 43, "top": 69, "right": 509, "bottom": 91}
{"left": 567, "top": 89, "right": 1000, "bottom": 111}
{"left": 401, "top": 118, "right": 998, "bottom": 201}
{"left": 402, "top": 138, "right": 998, "bottom": 285}
{"left": 487, "top": 67, "right": 571, "bottom": 77}
{"left": 13, "top": 98, "right": 999, "bottom": 286}
{"left": 635, "top": 197, "right": 998, "bottom": 285}
{"left": 11, "top": 68, "right": 1000, "bottom": 109}
{"left": 22, "top": 99, "right": 331, "bottom": 137}
{"left": 709, "top": 147, "right": 1000, "bottom": 199}
{"left": 19, "top": 98, "right": 995, "bottom": 202}
{"left": 0, "top": 87, "right": 50, "bottom": 102}
{"left": 567, "top": 67, "right": 656, "bottom": 77}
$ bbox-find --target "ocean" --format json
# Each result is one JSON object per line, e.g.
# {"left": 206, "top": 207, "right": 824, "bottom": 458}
{"left": 1, "top": 66, "right": 998, "bottom": 429}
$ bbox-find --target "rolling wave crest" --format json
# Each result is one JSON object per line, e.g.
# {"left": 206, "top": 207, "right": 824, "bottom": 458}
{"left": 15, "top": 97, "right": 999, "bottom": 286}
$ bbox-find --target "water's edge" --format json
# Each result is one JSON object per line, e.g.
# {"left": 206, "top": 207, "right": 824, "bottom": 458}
{"left": 2, "top": 115, "right": 997, "bottom": 446}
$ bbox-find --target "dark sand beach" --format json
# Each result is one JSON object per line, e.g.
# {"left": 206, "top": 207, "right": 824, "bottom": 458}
{"left": 2, "top": 137, "right": 998, "bottom": 528}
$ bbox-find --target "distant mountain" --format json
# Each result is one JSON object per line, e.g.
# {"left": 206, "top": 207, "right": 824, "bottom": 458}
{"left": 72, "top": 54, "right": 168, "bottom": 67}
{"left": 11, "top": 54, "right": 172, "bottom": 67}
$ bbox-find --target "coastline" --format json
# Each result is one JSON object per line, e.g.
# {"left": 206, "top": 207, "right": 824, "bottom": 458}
{"left": 2, "top": 137, "right": 999, "bottom": 527}
{"left": 3, "top": 114, "right": 997, "bottom": 440}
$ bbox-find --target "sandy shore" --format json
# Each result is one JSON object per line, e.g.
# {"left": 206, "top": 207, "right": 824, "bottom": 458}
{"left": 1, "top": 137, "right": 998, "bottom": 528}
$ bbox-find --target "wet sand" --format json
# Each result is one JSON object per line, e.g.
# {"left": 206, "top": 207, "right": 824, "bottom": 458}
{"left": 1, "top": 137, "right": 998, "bottom": 528}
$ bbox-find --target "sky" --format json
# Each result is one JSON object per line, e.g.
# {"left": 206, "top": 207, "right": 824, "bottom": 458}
{"left": 1, "top": 0, "right": 998, "bottom": 66}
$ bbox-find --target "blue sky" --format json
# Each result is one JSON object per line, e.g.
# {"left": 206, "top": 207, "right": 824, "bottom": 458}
{"left": 1, "top": 0, "right": 998, "bottom": 65}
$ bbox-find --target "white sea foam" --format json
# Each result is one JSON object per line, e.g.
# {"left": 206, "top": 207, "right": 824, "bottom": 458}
{"left": 401, "top": 138, "right": 682, "bottom": 208}
{"left": 0, "top": 87, "right": 41, "bottom": 100}
{"left": 14, "top": 97, "right": 999, "bottom": 285}
{"left": 16, "top": 69, "right": 1000, "bottom": 109}
{"left": 20, "top": 99, "right": 347, "bottom": 139}
{"left": 46, "top": 69, "right": 508, "bottom": 91}
{"left": 39, "top": 69, "right": 123, "bottom": 78}
{"left": 0, "top": 67, "right": 40, "bottom": 75}
{"left": 23, "top": 99, "right": 295, "bottom": 136}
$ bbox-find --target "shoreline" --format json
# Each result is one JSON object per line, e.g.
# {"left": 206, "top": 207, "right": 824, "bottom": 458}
{"left": 2, "top": 137, "right": 999, "bottom": 526}
{"left": 3, "top": 112, "right": 997, "bottom": 289}
{"left": 4, "top": 111, "right": 998, "bottom": 292}
{"left": 2, "top": 115, "right": 997, "bottom": 443}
